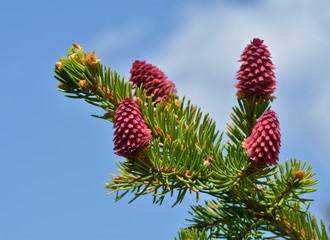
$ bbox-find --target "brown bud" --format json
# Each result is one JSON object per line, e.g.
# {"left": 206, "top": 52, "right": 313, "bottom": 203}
{"left": 112, "top": 176, "right": 123, "bottom": 181}
{"left": 135, "top": 97, "right": 143, "bottom": 107}
{"left": 295, "top": 170, "right": 305, "bottom": 181}
{"left": 175, "top": 99, "right": 182, "bottom": 107}
{"left": 72, "top": 42, "right": 82, "bottom": 50}
{"left": 103, "top": 111, "right": 115, "bottom": 119}
{"left": 85, "top": 52, "right": 100, "bottom": 71}
{"left": 69, "top": 43, "right": 86, "bottom": 64}
{"left": 55, "top": 60, "right": 63, "bottom": 71}
{"left": 78, "top": 80, "right": 89, "bottom": 90}
{"left": 57, "top": 82, "right": 72, "bottom": 90}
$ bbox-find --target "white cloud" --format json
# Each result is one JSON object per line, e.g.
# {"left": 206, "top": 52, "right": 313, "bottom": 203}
{"left": 310, "top": 81, "right": 330, "bottom": 162}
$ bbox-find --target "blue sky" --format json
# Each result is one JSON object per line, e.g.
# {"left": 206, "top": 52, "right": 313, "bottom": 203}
{"left": 1, "top": 0, "right": 330, "bottom": 239}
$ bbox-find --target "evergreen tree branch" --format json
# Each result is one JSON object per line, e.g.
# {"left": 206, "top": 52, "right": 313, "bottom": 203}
{"left": 184, "top": 158, "right": 327, "bottom": 239}
{"left": 53, "top": 43, "right": 330, "bottom": 240}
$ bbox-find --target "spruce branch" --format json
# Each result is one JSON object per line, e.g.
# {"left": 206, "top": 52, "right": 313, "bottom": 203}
{"left": 54, "top": 44, "right": 224, "bottom": 205}
{"left": 184, "top": 158, "right": 324, "bottom": 239}
{"left": 53, "top": 41, "right": 330, "bottom": 239}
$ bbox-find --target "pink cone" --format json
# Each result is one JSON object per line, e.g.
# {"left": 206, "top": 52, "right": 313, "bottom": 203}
{"left": 234, "top": 38, "right": 276, "bottom": 100}
{"left": 113, "top": 98, "right": 151, "bottom": 156}
{"left": 242, "top": 110, "right": 281, "bottom": 166}
{"left": 129, "top": 60, "right": 177, "bottom": 104}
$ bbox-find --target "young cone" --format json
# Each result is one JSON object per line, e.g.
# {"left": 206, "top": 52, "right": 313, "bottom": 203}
{"left": 113, "top": 98, "right": 151, "bottom": 157}
{"left": 129, "top": 60, "right": 177, "bottom": 104}
{"left": 234, "top": 38, "right": 276, "bottom": 100}
{"left": 242, "top": 110, "right": 281, "bottom": 166}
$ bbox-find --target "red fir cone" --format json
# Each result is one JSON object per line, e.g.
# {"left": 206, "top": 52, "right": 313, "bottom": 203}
{"left": 242, "top": 110, "right": 281, "bottom": 166}
{"left": 129, "top": 60, "right": 177, "bottom": 104}
{"left": 113, "top": 98, "right": 151, "bottom": 157}
{"left": 234, "top": 38, "right": 276, "bottom": 100}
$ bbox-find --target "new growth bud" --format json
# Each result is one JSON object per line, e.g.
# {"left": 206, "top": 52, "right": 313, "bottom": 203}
{"left": 55, "top": 60, "right": 63, "bottom": 72}
{"left": 68, "top": 43, "right": 86, "bottom": 63}
{"left": 295, "top": 170, "right": 305, "bottom": 181}
{"left": 78, "top": 80, "right": 89, "bottom": 90}
{"left": 57, "top": 82, "right": 72, "bottom": 90}
{"left": 72, "top": 43, "right": 81, "bottom": 50}
{"left": 85, "top": 52, "right": 100, "bottom": 71}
